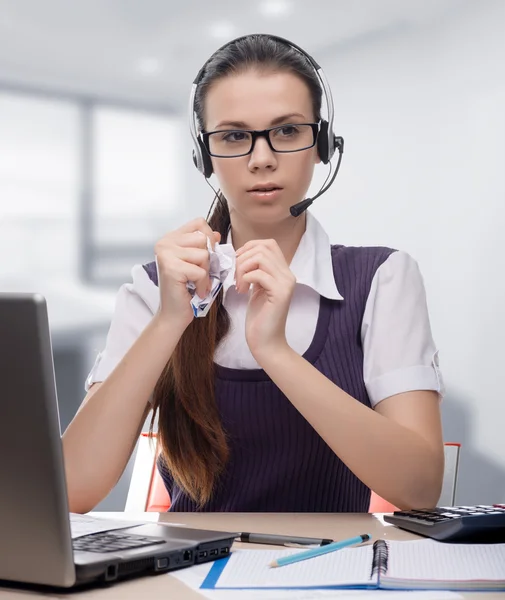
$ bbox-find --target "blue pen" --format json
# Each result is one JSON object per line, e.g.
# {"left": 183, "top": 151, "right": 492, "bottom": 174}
{"left": 269, "top": 533, "right": 371, "bottom": 568}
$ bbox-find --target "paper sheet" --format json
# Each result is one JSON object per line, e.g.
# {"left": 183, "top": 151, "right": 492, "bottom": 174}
{"left": 386, "top": 539, "right": 505, "bottom": 582}
{"left": 170, "top": 558, "right": 462, "bottom": 600}
{"left": 206, "top": 547, "right": 375, "bottom": 589}
{"left": 187, "top": 239, "right": 235, "bottom": 317}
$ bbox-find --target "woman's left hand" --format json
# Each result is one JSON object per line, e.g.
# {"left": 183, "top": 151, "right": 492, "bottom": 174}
{"left": 235, "top": 239, "right": 296, "bottom": 363}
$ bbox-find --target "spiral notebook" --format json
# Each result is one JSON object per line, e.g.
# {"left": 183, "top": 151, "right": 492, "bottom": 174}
{"left": 201, "top": 539, "right": 505, "bottom": 591}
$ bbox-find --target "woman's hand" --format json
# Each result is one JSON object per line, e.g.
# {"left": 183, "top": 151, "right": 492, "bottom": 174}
{"left": 235, "top": 239, "right": 296, "bottom": 363}
{"left": 155, "top": 217, "right": 221, "bottom": 331}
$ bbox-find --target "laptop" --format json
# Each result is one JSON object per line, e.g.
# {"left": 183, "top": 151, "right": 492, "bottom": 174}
{"left": 0, "top": 292, "right": 237, "bottom": 588}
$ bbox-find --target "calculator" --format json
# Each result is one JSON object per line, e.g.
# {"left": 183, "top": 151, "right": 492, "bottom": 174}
{"left": 383, "top": 505, "right": 505, "bottom": 543}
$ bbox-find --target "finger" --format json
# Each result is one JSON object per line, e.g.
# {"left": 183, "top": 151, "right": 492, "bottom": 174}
{"left": 183, "top": 263, "right": 209, "bottom": 290}
{"left": 237, "top": 253, "right": 280, "bottom": 279}
{"left": 194, "top": 278, "right": 210, "bottom": 300}
{"left": 178, "top": 230, "right": 222, "bottom": 251}
{"left": 236, "top": 238, "right": 282, "bottom": 258}
{"left": 178, "top": 231, "right": 213, "bottom": 250}
{"left": 157, "top": 251, "right": 210, "bottom": 298}
{"left": 177, "top": 258, "right": 210, "bottom": 298}
{"left": 242, "top": 269, "right": 276, "bottom": 294}
{"left": 178, "top": 217, "right": 215, "bottom": 240}
{"left": 177, "top": 248, "right": 212, "bottom": 297}
{"left": 159, "top": 259, "right": 208, "bottom": 288}
{"left": 236, "top": 252, "right": 281, "bottom": 294}
{"left": 236, "top": 245, "right": 279, "bottom": 268}
{"left": 176, "top": 247, "right": 210, "bottom": 270}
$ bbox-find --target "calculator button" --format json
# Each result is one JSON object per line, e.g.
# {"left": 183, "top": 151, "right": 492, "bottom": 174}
{"left": 407, "top": 518, "right": 435, "bottom": 525}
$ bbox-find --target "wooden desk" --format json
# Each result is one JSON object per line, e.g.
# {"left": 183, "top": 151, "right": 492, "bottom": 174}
{"left": 0, "top": 512, "right": 502, "bottom": 599}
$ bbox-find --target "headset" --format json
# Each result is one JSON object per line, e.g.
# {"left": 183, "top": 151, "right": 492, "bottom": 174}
{"left": 188, "top": 34, "right": 344, "bottom": 217}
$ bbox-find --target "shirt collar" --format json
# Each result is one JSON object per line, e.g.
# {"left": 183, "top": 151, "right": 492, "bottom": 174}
{"left": 224, "top": 211, "right": 343, "bottom": 300}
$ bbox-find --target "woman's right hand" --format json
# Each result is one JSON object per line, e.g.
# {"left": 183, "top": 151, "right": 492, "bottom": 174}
{"left": 154, "top": 217, "right": 221, "bottom": 330}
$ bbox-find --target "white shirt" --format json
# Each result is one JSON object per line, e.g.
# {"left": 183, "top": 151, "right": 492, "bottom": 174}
{"left": 85, "top": 212, "right": 444, "bottom": 407}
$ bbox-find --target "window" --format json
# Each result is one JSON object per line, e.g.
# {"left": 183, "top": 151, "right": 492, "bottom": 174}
{"left": 0, "top": 91, "right": 182, "bottom": 286}
{"left": 90, "top": 107, "right": 183, "bottom": 284}
{"left": 0, "top": 93, "right": 79, "bottom": 278}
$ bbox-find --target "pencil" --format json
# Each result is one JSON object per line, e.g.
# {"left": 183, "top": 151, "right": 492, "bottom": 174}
{"left": 269, "top": 533, "right": 371, "bottom": 568}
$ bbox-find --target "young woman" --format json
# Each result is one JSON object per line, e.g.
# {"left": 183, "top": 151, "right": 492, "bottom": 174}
{"left": 63, "top": 34, "right": 445, "bottom": 514}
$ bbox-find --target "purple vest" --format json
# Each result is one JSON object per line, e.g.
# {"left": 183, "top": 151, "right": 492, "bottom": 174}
{"left": 143, "top": 244, "right": 396, "bottom": 512}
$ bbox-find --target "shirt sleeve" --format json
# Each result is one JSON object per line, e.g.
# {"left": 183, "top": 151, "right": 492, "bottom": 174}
{"left": 84, "top": 264, "right": 159, "bottom": 392}
{"left": 361, "top": 251, "right": 445, "bottom": 407}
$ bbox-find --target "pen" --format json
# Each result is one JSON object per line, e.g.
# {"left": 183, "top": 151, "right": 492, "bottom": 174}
{"left": 269, "top": 533, "right": 371, "bottom": 568}
{"left": 238, "top": 532, "right": 333, "bottom": 547}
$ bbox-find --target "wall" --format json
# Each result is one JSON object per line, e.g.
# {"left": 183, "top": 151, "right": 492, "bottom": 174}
{"left": 308, "top": 0, "right": 505, "bottom": 503}
{"left": 99, "top": 1, "right": 505, "bottom": 509}
{"left": 14, "top": 1, "right": 502, "bottom": 510}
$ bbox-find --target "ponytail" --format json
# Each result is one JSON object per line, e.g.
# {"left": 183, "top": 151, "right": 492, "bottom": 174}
{"left": 150, "top": 194, "right": 231, "bottom": 506}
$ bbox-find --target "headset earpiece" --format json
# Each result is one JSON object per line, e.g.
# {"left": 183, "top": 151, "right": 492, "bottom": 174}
{"left": 193, "top": 137, "right": 214, "bottom": 178}
{"left": 201, "top": 139, "right": 214, "bottom": 178}
{"left": 317, "top": 120, "right": 330, "bottom": 164}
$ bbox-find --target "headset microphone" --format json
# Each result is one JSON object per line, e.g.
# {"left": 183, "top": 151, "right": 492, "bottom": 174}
{"left": 289, "top": 136, "right": 344, "bottom": 217}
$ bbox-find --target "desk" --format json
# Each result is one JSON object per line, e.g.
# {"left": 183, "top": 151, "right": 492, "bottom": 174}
{"left": 0, "top": 513, "right": 503, "bottom": 599}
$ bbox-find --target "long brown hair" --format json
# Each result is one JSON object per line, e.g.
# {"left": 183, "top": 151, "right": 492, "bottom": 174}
{"left": 151, "top": 34, "right": 323, "bottom": 506}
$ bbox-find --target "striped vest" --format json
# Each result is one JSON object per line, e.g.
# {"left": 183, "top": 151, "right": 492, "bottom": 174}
{"left": 143, "top": 244, "right": 396, "bottom": 511}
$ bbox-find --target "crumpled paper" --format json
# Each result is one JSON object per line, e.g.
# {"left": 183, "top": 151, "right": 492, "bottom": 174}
{"left": 187, "top": 237, "right": 235, "bottom": 317}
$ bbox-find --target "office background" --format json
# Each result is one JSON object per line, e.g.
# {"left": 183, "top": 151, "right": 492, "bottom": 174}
{"left": 1, "top": 0, "right": 504, "bottom": 510}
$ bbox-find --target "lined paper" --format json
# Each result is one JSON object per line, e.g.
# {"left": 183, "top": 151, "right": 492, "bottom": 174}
{"left": 386, "top": 540, "right": 505, "bottom": 582}
{"left": 214, "top": 546, "right": 375, "bottom": 589}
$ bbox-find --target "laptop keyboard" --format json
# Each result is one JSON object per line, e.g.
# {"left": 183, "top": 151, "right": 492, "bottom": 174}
{"left": 73, "top": 531, "right": 166, "bottom": 553}
{"left": 70, "top": 513, "right": 147, "bottom": 539}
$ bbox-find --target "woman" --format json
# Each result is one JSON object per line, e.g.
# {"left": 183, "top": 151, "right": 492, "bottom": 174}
{"left": 63, "top": 34, "right": 444, "bottom": 514}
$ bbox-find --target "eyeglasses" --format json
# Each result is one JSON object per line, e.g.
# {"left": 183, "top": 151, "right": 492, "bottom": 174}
{"left": 202, "top": 123, "right": 319, "bottom": 158}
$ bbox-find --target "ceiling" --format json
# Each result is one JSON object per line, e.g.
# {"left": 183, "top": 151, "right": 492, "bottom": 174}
{"left": 0, "top": 0, "right": 465, "bottom": 112}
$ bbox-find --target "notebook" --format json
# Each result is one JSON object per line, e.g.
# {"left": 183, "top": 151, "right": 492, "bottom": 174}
{"left": 201, "top": 539, "right": 505, "bottom": 592}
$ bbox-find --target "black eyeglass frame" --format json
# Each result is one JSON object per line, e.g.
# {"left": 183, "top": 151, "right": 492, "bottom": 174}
{"left": 201, "top": 122, "right": 320, "bottom": 158}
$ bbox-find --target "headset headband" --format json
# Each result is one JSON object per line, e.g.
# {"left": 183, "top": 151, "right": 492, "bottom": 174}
{"left": 189, "top": 34, "right": 337, "bottom": 177}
